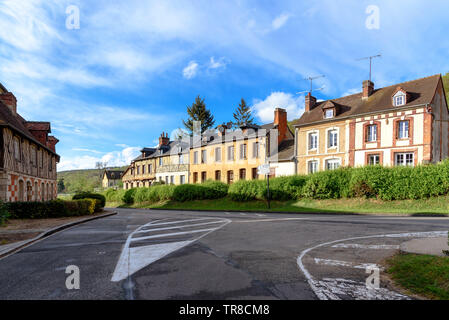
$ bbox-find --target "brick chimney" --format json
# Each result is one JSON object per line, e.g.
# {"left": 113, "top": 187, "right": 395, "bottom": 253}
{"left": 362, "top": 80, "right": 374, "bottom": 99}
{"left": 274, "top": 108, "right": 288, "bottom": 144}
{"left": 0, "top": 92, "right": 17, "bottom": 115}
{"left": 159, "top": 132, "right": 170, "bottom": 146}
{"left": 305, "top": 92, "right": 316, "bottom": 112}
{"left": 46, "top": 136, "right": 59, "bottom": 152}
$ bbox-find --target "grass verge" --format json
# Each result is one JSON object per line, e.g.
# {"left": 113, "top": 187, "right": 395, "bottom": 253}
{"left": 107, "top": 195, "right": 449, "bottom": 216}
{"left": 385, "top": 253, "right": 449, "bottom": 300}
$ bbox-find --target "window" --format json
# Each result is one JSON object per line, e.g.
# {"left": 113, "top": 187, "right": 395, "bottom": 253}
{"left": 13, "top": 137, "right": 20, "bottom": 160}
{"left": 252, "top": 168, "right": 258, "bottom": 180}
{"left": 170, "top": 176, "right": 174, "bottom": 184}
{"left": 228, "top": 146, "right": 234, "bottom": 161}
{"left": 194, "top": 151, "right": 199, "bottom": 164}
{"left": 148, "top": 164, "right": 152, "bottom": 173}
{"left": 227, "top": 170, "right": 234, "bottom": 184}
{"left": 215, "top": 147, "right": 221, "bottom": 162}
{"left": 137, "top": 166, "right": 140, "bottom": 175}
{"left": 131, "top": 167, "right": 134, "bottom": 175}
{"left": 31, "top": 146, "right": 37, "bottom": 166}
{"left": 179, "top": 154, "right": 184, "bottom": 164}
{"left": 201, "top": 171, "right": 207, "bottom": 182}
{"left": 309, "top": 133, "right": 318, "bottom": 150}
{"left": 180, "top": 175, "right": 185, "bottom": 185}
{"left": 159, "top": 157, "right": 163, "bottom": 166}
{"left": 395, "top": 153, "right": 414, "bottom": 166}
{"left": 253, "top": 142, "right": 259, "bottom": 158}
{"left": 328, "top": 130, "right": 338, "bottom": 148}
{"left": 368, "top": 154, "right": 380, "bottom": 165}
{"left": 326, "top": 159, "right": 341, "bottom": 171}
{"left": 394, "top": 93, "right": 406, "bottom": 106}
{"left": 308, "top": 161, "right": 318, "bottom": 174}
{"left": 324, "top": 109, "right": 334, "bottom": 119}
{"left": 201, "top": 150, "right": 207, "bottom": 164}
{"left": 239, "top": 168, "right": 246, "bottom": 180}
{"left": 398, "top": 121, "right": 409, "bottom": 139}
{"left": 193, "top": 172, "right": 198, "bottom": 183}
{"left": 240, "top": 144, "right": 247, "bottom": 160}
{"left": 366, "top": 125, "right": 378, "bottom": 142}
{"left": 142, "top": 165, "right": 146, "bottom": 174}
{"left": 215, "top": 170, "right": 221, "bottom": 181}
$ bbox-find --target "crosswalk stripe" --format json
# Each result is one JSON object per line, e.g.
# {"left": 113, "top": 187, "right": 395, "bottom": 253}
{"left": 136, "top": 221, "right": 225, "bottom": 233}
{"left": 131, "top": 228, "right": 219, "bottom": 242}
{"left": 146, "top": 218, "right": 218, "bottom": 227}
{"left": 314, "top": 258, "right": 382, "bottom": 270}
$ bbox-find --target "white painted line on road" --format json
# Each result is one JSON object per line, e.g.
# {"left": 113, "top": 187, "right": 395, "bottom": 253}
{"left": 256, "top": 214, "right": 267, "bottom": 217}
{"left": 132, "top": 228, "right": 219, "bottom": 242}
{"left": 240, "top": 213, "right": 247, "bottom": 216}
{"left": 136, "top": 221, "right": 225, "bottom": 233}
{"left": 332, "top": 244, "right": 400, "bottom": 250}
{"left": 236, "top": 218, "right": 308, "bottom": 223}
{"left": 314, "top": 258, "right": 383, "bottom": 270}
{"left": 297, "top": 230, "right": 448, "bottom": 300}
{"left": 111, "top": 218, "right": 231, "bottom": 282}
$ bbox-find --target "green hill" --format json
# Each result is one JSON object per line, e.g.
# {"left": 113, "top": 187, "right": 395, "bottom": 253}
{"left": 57, "top": 167, "right": 126, "bottom": 194}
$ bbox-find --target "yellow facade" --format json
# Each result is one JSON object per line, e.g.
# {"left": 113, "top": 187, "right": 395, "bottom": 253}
{"left": 296, "top": 120, "right": 348, "bottom": 175}
{"left": 189, "top": 136, "right": 267, "bottom": 184}
{"left": 122, "top": 157, "right": 158, "bottom": 189}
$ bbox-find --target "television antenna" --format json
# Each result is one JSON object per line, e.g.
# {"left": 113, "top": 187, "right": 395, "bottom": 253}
{"left": 357, "top": 54, "right": 381, "bottom": 82}
{"left": 297, "top": 75, "right": 326, "bottom": 95}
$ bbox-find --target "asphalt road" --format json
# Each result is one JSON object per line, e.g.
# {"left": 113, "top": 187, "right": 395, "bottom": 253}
{"left": 0, "top": 208, "right": 448, "bottom": 300}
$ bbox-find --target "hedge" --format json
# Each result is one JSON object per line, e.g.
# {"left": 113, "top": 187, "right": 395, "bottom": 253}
{"left": 0, "top": 202, "right": 9, "bottom": 226}
{"left": 4, "top": 199, "right": 96, "bottom": 219}
{"left": 72, "top": 192, "right": 106, "bottom": 211}
{"left": 103, "top": 160, "right": 449, "bottom": 203}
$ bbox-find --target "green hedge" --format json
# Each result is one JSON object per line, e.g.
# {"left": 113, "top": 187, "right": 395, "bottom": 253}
{"left": 103, "top": 160, "right": 449, "bottom": 203}
{"left": 4, "top": 199, "right": 96, "bottom": 219}
{"left": 0, "top": 201, "right": 9, "bottom": 226}
{"left": 72, "top": 192, "right": 106, "bottom": 211}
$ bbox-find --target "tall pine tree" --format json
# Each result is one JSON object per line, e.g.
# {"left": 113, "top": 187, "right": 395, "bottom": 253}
{"left": 232, "top": 98, "right": 254, "bottom": 127}
{"left": 183, "top": 95, "right": 215, "bottom": 134}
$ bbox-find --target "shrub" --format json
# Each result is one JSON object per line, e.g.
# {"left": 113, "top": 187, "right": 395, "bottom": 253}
{"left": 123, "top": 188, "right": 138, "bottom": 204}
{"left": 172, "top": 181, "right": 229, "bottom": 202}
{"left": 72, "top": 192, "right": 105, "bottom": 210}
{"left": 4, "top": 199, "right": 95, "bottom": 219}
{"left": 104, "top": 188, "right": 126, "bottom": 203}
{"left": 133, "top": 185, "right": 176, "bottom": 203}
{"left": 268, "top": 176, "right": 308, "bottom": 200}
{"left": 0, "top": 202, "right": 9, "bottom": 226}
{"left": 302, "top": 168, "right": 352, "bottom": 199}
{"left": 228, "top": 180, "right": 266, "bottom": 201}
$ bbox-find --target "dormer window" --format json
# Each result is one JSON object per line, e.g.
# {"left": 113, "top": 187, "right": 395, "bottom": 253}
{"left": 324, "top": 109, "right": 334, "bottom": 119}
{"left": 393, "top": 88, "right": 407, "bottom": 107}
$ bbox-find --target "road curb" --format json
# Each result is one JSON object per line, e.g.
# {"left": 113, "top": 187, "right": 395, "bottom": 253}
{"left": 116, "top": 207, "right": 449, "bottom": 218}
{"left": 0, "top": 211, "right": 117, "bottom": 259}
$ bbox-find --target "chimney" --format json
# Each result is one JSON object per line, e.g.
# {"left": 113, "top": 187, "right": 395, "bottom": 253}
{"left": 305, "top": 92, "right": 316, "bottom": 112}
{"left": 362, "top": 80, "right": 374, "bottom": 99}
{"left": 274, "top": 108, "right": 288, "bottom": 144}
{"left": 0, "top": 92, "right": 17, "bottom": 115}
{"left": 46, "top": 136, "right": 59, "bottom": 152}
{"left": 159, "top": 132, "right": 170, "bottom": 146}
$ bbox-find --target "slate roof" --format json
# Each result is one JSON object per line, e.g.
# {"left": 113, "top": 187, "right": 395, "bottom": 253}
{"left": 294, "top": 74, "right": 441, "bottom": 127}
{"left": 0, "top": 100, "right": 59, "bottom": 156}
{"left": 104, "top": 170, "right": 124, "bottom": 180}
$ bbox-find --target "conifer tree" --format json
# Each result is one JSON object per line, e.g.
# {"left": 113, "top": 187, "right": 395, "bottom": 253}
{"left": 183, "top": 95, "right": 215, "bottom": 134}
{"left": 232, "top": 98, "right": 254, "bottom": 127}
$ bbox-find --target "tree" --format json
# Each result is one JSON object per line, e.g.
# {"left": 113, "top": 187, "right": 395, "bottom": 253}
{"left": 232, "top": 98, "right": 254, "bottom": 128}
{"left": 443, "top": 72, "right": 449, "bottom": 108}
{"left": 57, "top": 179, "right": 65, "bottom": 193}
{"left": 183, "top": 95, "right": 215, "bottom": 134}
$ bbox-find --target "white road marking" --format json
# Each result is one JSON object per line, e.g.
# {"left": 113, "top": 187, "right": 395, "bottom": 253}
{"left": 314, "top": 258, "right": 383, "bottom": 270}
{"left": 297, "top": 230, "right": 448, "bottom": 300}
{"left": 256, "top": 214, "right": 267, "bottom": 217}
{"left": 332, "top": 244, "right": 400, "bottom": 250}
{"left": 240, "top": 213, "right": 247, "bottom": 216}
{"left": 236, "top": 218, "right": 308, "bottom": 223}
{"left": 135, "top": 221, "right": 225, "bottom": 233}
{"left": 111, "top": 218, "right": 231, "bottom": 282}
{"left": 132, "top": 228, "right": 219, "bottom": 242}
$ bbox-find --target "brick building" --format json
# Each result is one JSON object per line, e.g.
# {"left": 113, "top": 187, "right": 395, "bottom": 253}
{"left": 0, "top": 83, "right": 59, "bottom": 202}
{"left": 293, "top": 74, "right": 449, "bottom": 174}
{"left": 102, "top": 170, "right": 124, "bottom": 189}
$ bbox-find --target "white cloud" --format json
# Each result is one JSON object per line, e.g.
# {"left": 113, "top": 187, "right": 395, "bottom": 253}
{"left": 272, "top": 13, "right": 291, "bottom": 30}
{"left": 183, "top": 61, "right": 199, "bottom": 79}
{"left": 208, "top": 57, "right": 227, "bottom": 70}
{"left": 252, "top": 92, "right": 304, "bottom": 122}
{"left": 58, "top": 146, "right": 141, "bottom": 171}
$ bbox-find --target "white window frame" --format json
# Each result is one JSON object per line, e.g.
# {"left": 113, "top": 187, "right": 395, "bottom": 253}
{"left": 398, "top": 120, "right": 409, "bottom": 139}
{"left": 308, "top": 132, "right": 318, "bottom": 150}
{"left": 193, "top": 151, "right": 199, "bottom": 164}
{"left": 328, "top": 129, "right": 338, "bottom": 148}
{"left": 308, "top": 160, "right": 318, "bottom": 174}
{"left": 325, "top": 158, "right": 341, "bottom": 171}
{"left": 395, "top": 152, "right": 414, "bottom": 167}
{"left": 368, "top": 154, "right": 380, "bottom": 165}
{"left": 253, "top": 142, "right": 259, "bottom": 159}
{"left": 215, "top": 147, "right": 221, "bottom": 162}
{"left": 240, "top": 143, "right": 247, "bottom": 160}
{"left": 201, "top": 150, "right": 207, "bottom": 164}
{"left": 159, "top": 157, "right": 163, "bottom": 166}
{"left": 324, "top": 109, "right": 334, "bottom": 119}
{"left": 228, "top": 146, "right": 234, "bottom": 161}
{"left": 366, "top": 124, "right": 378, "bottom": 142}
{"left": 393, "top": 92, "right": 406, "bottom": 106}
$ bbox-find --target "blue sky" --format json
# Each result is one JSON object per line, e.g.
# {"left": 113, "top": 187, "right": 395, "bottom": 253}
{"left": 1, "top": 0, "right": 449, "bottom": 171}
